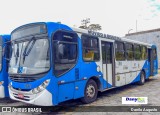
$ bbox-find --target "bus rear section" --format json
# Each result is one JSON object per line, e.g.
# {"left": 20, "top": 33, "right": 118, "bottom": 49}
{"left": 113, "top": 41, "right": 158, "bottom": 87}
{"left": 0, "top": 35, "right": 10, "bottom": 98}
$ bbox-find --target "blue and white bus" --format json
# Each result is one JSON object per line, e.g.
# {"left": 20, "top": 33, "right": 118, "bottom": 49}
{"left": 8, "top": 22, "right": 158, "bottom": 105}
{"left": 0, "top": 35, "right": 10, "bottom": 98}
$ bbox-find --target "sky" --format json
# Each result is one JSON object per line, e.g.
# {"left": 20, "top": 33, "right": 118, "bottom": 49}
{"left": 0, "top": 0, "right": 160, "bottom": 37}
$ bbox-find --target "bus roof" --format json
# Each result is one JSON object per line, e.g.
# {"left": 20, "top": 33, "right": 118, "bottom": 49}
{"left": 10, "top": 22, "right": 152, "bottom": 47}
{"left": 72, "top": 27, "right": 152, "bottom": 47}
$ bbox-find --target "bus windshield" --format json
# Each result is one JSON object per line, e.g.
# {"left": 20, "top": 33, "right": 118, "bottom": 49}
{"left": 9, "top": 38, "right": 50, "bottom": 75}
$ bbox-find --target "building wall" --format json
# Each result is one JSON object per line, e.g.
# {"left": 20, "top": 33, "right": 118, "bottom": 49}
{"left": 126, "top": 31, "right": 160, "bottom": 68}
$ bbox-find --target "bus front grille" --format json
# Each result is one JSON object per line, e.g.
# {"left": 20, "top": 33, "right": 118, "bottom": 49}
{"left": 10, "top": 76, "right": 39, "bottom": 82}
{"left": 12, "top": 93, "right": 31, "bottom": 101}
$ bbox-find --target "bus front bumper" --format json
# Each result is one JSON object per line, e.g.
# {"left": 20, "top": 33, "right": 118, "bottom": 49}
{"left": 9, "top": 86, "right": 53, "bottom": 106}
{"left": 0, "top": 85, "right": 5, "bottom": 98}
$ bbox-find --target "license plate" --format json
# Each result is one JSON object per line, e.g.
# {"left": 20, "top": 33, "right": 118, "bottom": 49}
{"left": 18, "top": 94, "right": 24, "bottom": 99}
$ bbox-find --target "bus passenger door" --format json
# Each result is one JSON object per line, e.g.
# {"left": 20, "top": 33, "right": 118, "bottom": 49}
{"left": 52, "top": 30, "right": 78, "bottom": 103}
{"left": 148, "top": 47, "right": 158, "bottom": 76}
{"left": 148, "top": 48, "right": 154, "bottom": 76}
{"left": 101, "top": 41, "right": 114, "bottom": 88}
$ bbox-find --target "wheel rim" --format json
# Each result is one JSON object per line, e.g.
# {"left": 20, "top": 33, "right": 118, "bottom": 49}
{"left": 86, "top": 84, "right": 95, "bottom": 98}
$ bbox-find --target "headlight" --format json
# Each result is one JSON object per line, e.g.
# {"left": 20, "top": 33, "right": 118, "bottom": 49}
{"left": 32, "top": 88, "right": 39, "bottom": 94}
{"left": 37, "top": 85, "right": 43, "bottom": 92}
{"left": 32, "top": 79, "right": 50, "bottom": 94}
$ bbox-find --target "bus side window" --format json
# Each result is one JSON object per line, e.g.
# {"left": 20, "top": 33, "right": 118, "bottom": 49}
{"left": 126, "top": 43, "right": 134, "bottom": 60}
{"left": 53, "top": 30, "right": 78, "bottom": 77}
{"left": 115, "top": 42, "right": 125, "bottom": 61}
{"left": 134, "top": 44, "right": 141, "bottom": 60}
{"left": 141, "top": 46, "right": 147, "bottom": 60}
{"left": 81, "top": 35, "right": 100, "bottom": 61}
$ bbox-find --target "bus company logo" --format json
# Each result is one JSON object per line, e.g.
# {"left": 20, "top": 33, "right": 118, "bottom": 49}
{"left": 122, "top": 97, "right": 148, "bottom": 104}
{"left": 25, "top": 84, "right": 31, "bottom": 88}
{"left": 2, "top": 107, "right": 11, "bottom": 112}
{"left": 18, "top": 67, "right": 23, "bottom": 73}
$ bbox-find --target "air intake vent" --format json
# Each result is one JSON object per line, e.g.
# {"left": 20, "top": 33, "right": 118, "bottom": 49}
{"left": 10, "top": 76, "right": 39, "bottom": 82}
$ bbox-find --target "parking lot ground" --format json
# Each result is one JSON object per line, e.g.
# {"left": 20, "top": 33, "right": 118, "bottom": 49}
{"left": 0, "top": 74, "right": 160, "bottom": 115}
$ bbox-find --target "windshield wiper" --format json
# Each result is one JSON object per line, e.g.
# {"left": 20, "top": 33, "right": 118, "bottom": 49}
{"left": 12, "top": 42, "right": 19, "bottom": 58}
{"left": 14, "top": 43, "right": 19, "bottom": 64}
{"left": 22, "top": 37, "right": 36, "bottom": 63}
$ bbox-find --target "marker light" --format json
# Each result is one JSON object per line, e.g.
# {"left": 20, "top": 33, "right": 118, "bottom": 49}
{"left": 32, "top": 79, "right": 50, "bottom": 94}
{"left": 0, "top": 81, "right": 4, "bottom": 86}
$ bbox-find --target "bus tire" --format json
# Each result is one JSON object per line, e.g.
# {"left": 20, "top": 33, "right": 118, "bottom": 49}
{"left": 138, "top": 71, "right": 145, "bottom": 85}
{"left": 81, "top": 79, "right": 98, "bottom": 104}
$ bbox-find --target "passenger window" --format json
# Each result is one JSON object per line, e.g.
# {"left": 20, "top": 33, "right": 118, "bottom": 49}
{"left": 82, "top": 35, "right": 100, "bottom": 61}
{"left": 102, "top": 42, "right": 112, "bottom": 63}
{"left": 126, "top": 43, "right": 134, "bottom": 60}
{"left": 141, "top": 46, "right": 147, "bottom": 60}
{"left": 115, "top": 42, "right": 125, "bottom": 60}
{"left": 134, "top": 45, "right": 141, "bottom": 60}
{"left": 53, "top": 30, "right": 78, "bottom": 77}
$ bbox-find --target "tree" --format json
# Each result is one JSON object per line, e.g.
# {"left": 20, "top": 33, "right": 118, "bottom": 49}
{"left": 79, "top": 18, "right": 102, "bottom": 31}
{"left": 79, "top": 18, "right": 90, "bottom": 29}
{"left": 88, "top": 24, "right": 102, "bottom": 31}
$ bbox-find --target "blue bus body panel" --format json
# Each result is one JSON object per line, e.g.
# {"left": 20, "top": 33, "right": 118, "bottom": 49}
{"left": 131, "top": 61, "right": 148, "bottom": 83}
{"left": 46, "top": 22, "right": 103, "bottom": 103}
{"left": 8, "top": 22, "right": 159, "bottom": 105}
{"left": 0, "top": 35, "right": 10, "bottom": 97}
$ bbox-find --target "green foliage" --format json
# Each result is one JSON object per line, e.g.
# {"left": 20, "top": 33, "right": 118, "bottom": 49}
{"left": 79, "top": 18, "right": 102, "bottom": 31}
{"left": 88, "top": 24, "right": 102, "bottom": 31}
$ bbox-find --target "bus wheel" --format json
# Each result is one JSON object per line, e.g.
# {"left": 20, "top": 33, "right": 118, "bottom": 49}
{"left": 139, "top": 71, "right": 145, "bottom": 85}
{"left": 81, "top": 79, "right": 98, "bottom": 104}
